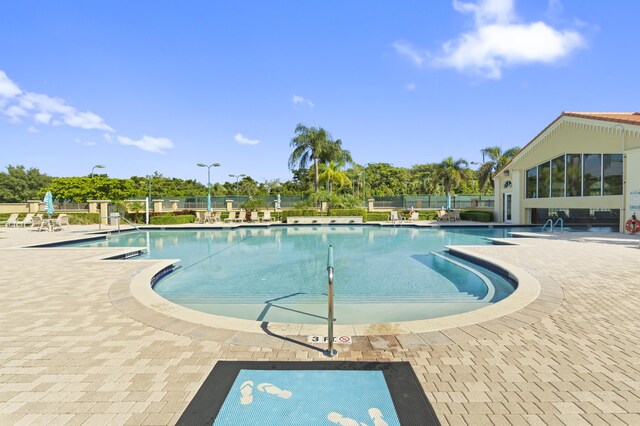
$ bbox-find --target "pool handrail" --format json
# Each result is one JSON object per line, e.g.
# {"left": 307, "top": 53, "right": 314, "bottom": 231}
{"left": 324, "top": 245, "right": 337, "bottom": 358}
{"left": 542, "top": 218, "right": 553, "bottom": 232}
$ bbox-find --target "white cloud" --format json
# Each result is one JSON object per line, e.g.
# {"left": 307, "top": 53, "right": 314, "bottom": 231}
{"left": 406, "top": 83, "right": 417, "bottom": 91}
{"left": 392, "top": 42, "right": 427, "bottom": 67}
{"left": 103, "top": 133, "right": 114, "bottom": 143}
{"left": 117, "top": 135, "right": 174, "bottom": 154}
{"left": 291, "top": 95, "right": 315, "bottom": 108}
{"left": 395, "top": 0, "right": 585, "bottom": 79}
{"left": 0, "top": 70, "right": 22, "bottom": 98}
{"left": 27, "top": 126, "right": 39, "bottom": 133}
{"left": 234, "top": 133, "right": 260, "bottom": 145}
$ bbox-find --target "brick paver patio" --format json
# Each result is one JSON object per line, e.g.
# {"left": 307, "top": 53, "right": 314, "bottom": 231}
{"left": 0, "top": 224, "right": 638, "bottom": 425}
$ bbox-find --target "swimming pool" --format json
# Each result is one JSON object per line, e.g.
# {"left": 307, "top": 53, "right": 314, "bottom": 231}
{"left": 77, "top": 226, "right": 521, "bottom": 324}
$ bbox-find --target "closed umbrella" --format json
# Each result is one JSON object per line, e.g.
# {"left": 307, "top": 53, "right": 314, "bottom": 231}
{"left": 43, "top": 191, "right": 54, "bottom": 217}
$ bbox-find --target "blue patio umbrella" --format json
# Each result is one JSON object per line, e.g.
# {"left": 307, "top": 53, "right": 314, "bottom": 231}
{"left": 446, "top": 193, "right": 451, "bottom": 210}
{"left": 276, "top": 193, "right": 281, "bottom": 210}
{"left": 43, "top": 191, "right": 54, "bottom": 217}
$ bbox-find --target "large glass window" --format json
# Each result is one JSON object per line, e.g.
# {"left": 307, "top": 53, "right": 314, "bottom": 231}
{"left": 526, "top": 167, "right": 537, "bottom": 198}
{"left": 551, "top": 155, "right": 565, "bottom": 197}
{"left": 603, "top": 154, "right": 623, "bottom": 195}
{"left": 566, "top": 154, "right": 582, "bottom": 197}
{"left": 583, "top": 154, "right": 602, "bottom": 196}
{"left": 538, "top": 161, "right": 550, "bottom": 198}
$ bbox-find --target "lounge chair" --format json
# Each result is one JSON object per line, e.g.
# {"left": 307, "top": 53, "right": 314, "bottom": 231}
{"left": 16, "top": 213, "right": 34, "bottom": 227}
{"left": 196, "top": 212, "right": 206, "bottom": 224}
{"left": 224, "top": 211, "right": 237, "bottom": 223}
{"left": 211, "top": 211, "right": 221, "bottom": 222}
{"left": 236, "top": 209, "right": 246, "bottom": 222}
{"left": 437, "top": 210, "right": 449, "bottom": 221}
{"left": 410, "top": 212, "right": 419, "bottom": 221}
{"left": 261, "top": 211, "right": 272, "bottom": 222}
{"left": 390, "top": 211, "right": 402, "bottom": 223}
{"left": 55, "top": 214, "right": 70, "bottom": 230}
{"left": 449, "top": 210, "right": 461, "bottom": 221}
{"left": 31, "top": 215, "right": 48, "bottom": 231}
{"left": 1, "top": 213, "right": 19, "bottom": 227}
{"left": 249, "top": 211, "right": 259, "bottom": 222}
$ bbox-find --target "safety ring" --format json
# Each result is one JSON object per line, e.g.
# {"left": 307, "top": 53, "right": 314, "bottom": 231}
{"left": 625, "top": 218, "right": 640, "bottom": 233}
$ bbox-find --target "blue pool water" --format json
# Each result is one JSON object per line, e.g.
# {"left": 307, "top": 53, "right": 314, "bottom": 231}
{"left": 215, "top": 370, "right": 400, "bottom": 425}
{"left": 75, "top": 226, "right": 524, "bottom": 324}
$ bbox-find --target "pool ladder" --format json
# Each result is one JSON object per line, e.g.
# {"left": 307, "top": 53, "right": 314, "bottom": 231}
{"left": 542, "top": 218, "right": 564, "bottom": 233}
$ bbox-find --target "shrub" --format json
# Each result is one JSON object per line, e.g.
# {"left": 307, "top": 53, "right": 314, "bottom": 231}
{"left": 65, "top": 212, "right": 101, "bottom": 224}
{"left": 365, "top": 212, "right": 389, "bottom": 222}
{"left": 460, "top": 210, "right": 493, "bottom": 222}
{"left": 328, "top": 208, "right": 367, "bottom": 220}
{"left": 280, "top": 209, "right": 320, "bottom": 222}
{"left": 150, "top": 214, "right": 196, "bottom": 225}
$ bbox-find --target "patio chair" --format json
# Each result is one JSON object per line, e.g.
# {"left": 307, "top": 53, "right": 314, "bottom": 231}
{"left": 261, "top": 211, "right": 272, "bottom": 222}
{"left": 437, "top": 209, "right": 450, "bottom": 221}
{"left": 449, "top": 210, "right": 461, "bottom": 221}
{"left": 211, "top": 211, "right": 221, "bottom": 222}
{"left": 410, "top": 212, "right": 419, "bottom": 221}
{"left": 31, "top": 215, "right": 48, "bottom": 232}
{"left": 16, "top": 213, "right": 34, "bottom": 227}
{"left": 236, "top": 209, "right": 246, "bottom": 222}
{"left": 390, "top": 211, "right": 401, "bottom": 223}
{"left": 224, "top": 211, "right": 237, "bottom": 223}
{"left": 1, "top": 213, "right": 19, "bottom": 227}
{"left": 56, "top": 214, "right": 70, "bottom": 230}
{"left": 249, "top": 211, "right": 259, "bottom": 222}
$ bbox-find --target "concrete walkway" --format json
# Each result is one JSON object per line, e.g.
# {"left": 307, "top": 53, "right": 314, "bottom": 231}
{"left": 0, "top": 225, "right": 639, "bottom": 425}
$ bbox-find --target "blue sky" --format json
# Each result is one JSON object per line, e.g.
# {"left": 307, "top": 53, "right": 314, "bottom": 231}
{"left": 1, "top": 0, "right": 639, "bottom": 185}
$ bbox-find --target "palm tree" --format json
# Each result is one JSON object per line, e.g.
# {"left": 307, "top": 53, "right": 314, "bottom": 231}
{"left": 435, "top": 157, "right": 469, "bottom": 209}
{"left": 288, "top": 124, "right": 351, "bottom": 192}
{"left": 477, "top": 146, "right": 520, "bottom": 191}
{"left": 317, "top": 161, "right": 351, "bottom": 194}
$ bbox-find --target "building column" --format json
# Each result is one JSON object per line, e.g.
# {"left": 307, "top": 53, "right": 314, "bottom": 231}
{"left": 367, "top": 198, "right": 375, "bottom": 212}
{"left": 226, "top": 200, "right": 234, "bottom": 211}
{"left": 27, "top": 200, "right": 41, "bottom": 213}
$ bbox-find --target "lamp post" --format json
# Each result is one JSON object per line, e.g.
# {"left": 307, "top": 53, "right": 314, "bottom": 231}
{"left": 197, "top": 163, "right": 221, "bottom": 212}
{"left": 229, "top": 174, "right": 246, "bottom": 194}
{"left": 91, "top": 164, "right": 105, "bottom": 178}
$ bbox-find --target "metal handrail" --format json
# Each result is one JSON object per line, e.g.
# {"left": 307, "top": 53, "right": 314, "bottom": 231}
{"left": 324, "top": 245, "right": 337, "bottom": 357}
{"left": 121, "top": 216, "right": 142, "bottom": 233}
{"left": 542, "top": 218, "right": 553, "bottom": 232}
{"left": 552, "top": 218, "right": 564, "bottom": 233}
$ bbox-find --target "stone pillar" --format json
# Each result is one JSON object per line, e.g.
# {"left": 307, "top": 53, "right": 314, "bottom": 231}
{"left": 98, "top": 201, "right": 110, "bottom": 225}
{"left": 27, "top": 200, "right": 41, "bottom": 213}
{"left": 321, "top": 201, "right": 328, "bottom": 212}
{"left": 170, "top": 200, "right": 179, "bottom": 210}
{"left": 226, "top": 200, "right": 234, "bottom": 211}
{"left": 153, "top": 199, "right": 163, "bottom": 213}
{"left": 367, "top": 198, "right": 375, "bottom": 212}
{"left": 87, "top": 200, "right": 99, "bottom": 214}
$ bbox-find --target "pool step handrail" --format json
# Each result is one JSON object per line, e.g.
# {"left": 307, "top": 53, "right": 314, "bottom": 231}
{"left": 552, "top": 218, "right": 564, "bottom": 233}
{"left": 324, "top": 245, "right": 337, "bottom": 358}
{"left": 121, "top": 216, "right": 142, "bottom": 233}
{"left": 542, "top": 218, "right": 553, "bottom": 232}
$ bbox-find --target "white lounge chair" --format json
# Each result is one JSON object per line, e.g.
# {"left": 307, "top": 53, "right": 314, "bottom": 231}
{"left": 437, "top": 209, "right": 449, "bottom": 221}
{"left": 410, "top": 212, "right": 419, "bottom": 221}
{"left": 390, "top": 211, "right": 401, "bottom": 223}
{"left": 1, "top": 213, "right": 19, "bottom": 227}
{"left": 211, "top": 211, "right": 221, "bottom": 222}
{"left": 249, "top": 211, "right": 259, "bottom": 222}
{"left": 55, "top": 214, "right": 70, "bottom": 230}
{"left": 16, "top": 214, "right": 34, "bottom": 227}
{"left": 224, "top": 211, "right": 237, "bottom": 223}
{"left": 31, "top": 215, "right": 48, "bottom": 231}
{"left": 261, "top": 211, "right": 272, "bottom": 222}
{"left": 236, "top": 209, "right": 246, "bottom": 222}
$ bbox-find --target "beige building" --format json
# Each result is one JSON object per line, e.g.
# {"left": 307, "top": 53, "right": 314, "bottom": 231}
{"left": 493, "top": 112, "right": 640, "bottom": 233}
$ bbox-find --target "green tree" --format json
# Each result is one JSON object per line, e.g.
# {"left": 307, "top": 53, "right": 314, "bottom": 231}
{"left": 435, "top": 157, "right": 469, "bottom": 208}
{"left": 477, "top": 146, "right": 520, "bottom": 191}
{"left": 288, "top": 123, "right": 351, "bottom": 192}
{"left": 0, "top": 165, "right": 52, "bottom": 202}
{"left": 317, "top": 161, "right": 351, "bottom": 194}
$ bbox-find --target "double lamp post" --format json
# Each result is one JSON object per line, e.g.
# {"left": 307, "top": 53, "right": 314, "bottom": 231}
{"left": 197, "top": 163, "right": 220, "bottom": 212}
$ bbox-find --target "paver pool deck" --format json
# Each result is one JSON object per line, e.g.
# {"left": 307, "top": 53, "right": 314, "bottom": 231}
{"left": 0, "top": 223, "right": 639, "bottom": 425}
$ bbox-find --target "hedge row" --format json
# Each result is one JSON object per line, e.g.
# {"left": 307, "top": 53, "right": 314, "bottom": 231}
{"left": 279, "top": 209, "right": 321, "bottom": 222}
{"left": 460, "top": 210, "right": 493, "bottom": 222}
{"left": 149, "top": 214, "right": 196, "bottom": 225}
